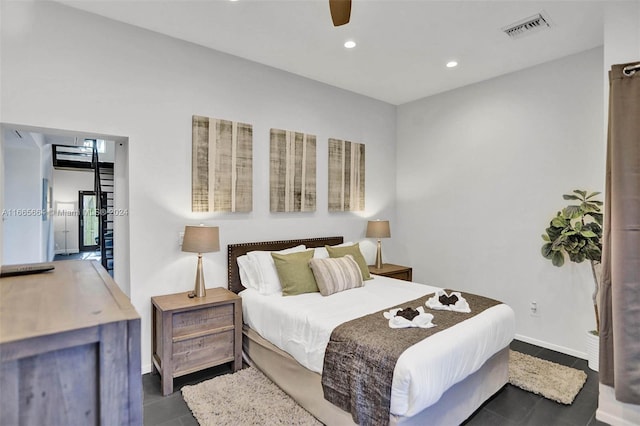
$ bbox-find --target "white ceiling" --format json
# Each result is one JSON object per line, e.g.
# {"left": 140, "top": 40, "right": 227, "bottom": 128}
{"left": 57, "top": 0, "right": 605, "bottom": 105}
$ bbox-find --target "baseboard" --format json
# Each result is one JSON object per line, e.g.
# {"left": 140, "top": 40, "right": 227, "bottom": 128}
{"left": 54, "top": 249, "right": 79, "bottom": 255}
{"left": 598, "top": 384, "right": 640, "bottom": 426}
{"left": 514, "top": 333, "right": 587, "bottom": 360}
{"left": 596, "top": 409, "right": 637, "bottom": 426}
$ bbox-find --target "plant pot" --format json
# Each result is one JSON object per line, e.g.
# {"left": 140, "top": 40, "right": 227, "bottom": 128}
{"left": 586, "top": 330, "right": 599, "bottom": 371}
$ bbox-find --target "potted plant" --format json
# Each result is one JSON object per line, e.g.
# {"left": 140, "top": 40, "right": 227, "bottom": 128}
{"left": 541, "top": 190, "right": 603, "bottom": 370}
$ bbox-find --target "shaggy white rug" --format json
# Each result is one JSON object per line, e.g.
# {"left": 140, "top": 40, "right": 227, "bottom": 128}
{"left": 509, "top": 350, "right": 588, "bottom": 404}
{"left": 181, "top": 367, "right": 322, "bottom": 425}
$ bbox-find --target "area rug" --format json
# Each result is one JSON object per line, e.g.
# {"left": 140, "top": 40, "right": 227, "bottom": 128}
{"left": 181, "top": 367, "right": 322, "bottom": 426}
{"left": 509, "top": 350, "right": 588, "bottom": 404}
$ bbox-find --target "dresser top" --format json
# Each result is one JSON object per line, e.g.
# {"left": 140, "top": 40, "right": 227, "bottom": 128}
{"left": 0, "top": 260, "right": 139, "bottom": 344}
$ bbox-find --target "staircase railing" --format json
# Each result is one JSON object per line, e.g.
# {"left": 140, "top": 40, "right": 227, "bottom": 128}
{"left": 90, "top": 142, "right": 114, "bottom": 275}
{"left": 54, "top": 143, "right": 114, "bottom": 275}
{"left": 91, "top": 142, "right": 104, "bottom": 270}
{"left": 53, "top": 144, "right": 94, "bottom": 169}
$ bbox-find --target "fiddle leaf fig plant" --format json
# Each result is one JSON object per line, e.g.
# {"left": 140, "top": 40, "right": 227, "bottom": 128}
{"left": 541, "top": 190, "right": 603, "bottom": 333}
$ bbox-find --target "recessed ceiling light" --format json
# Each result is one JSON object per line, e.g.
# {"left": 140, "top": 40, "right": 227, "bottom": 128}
{"left": 344, "top": 40, "right": 356, "bottom": 49}
{"left": 446, "top": 61, "right": 458, "bottom": 68}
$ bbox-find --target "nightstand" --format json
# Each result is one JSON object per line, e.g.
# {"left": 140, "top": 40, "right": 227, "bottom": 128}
{"left": 151, "top": 287, "right": 242, "bottom": 396}
{"left": 368, "top": 263, "right": 413, "bottom": 282}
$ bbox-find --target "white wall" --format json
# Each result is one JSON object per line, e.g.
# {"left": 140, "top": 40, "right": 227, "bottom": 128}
{"left": 604, "top": 1, "right": 640, "bottom": 67}
{"left": 97, "top": 139, "right": 115, "bottom": 163}
{"left": 1, "top": 129, "right": 55, "bottom": 264}
{"left": 114, "top": 140, "right": 131, "bottom": 296}
{"left": 0, "top": 1, "right": 397, "bottom": 372}
{"left": 0, "top": 1, "right": 3, "bottom": 267}
{"left": 598, "top": 2, "right": 640, "bottom": 425}
{"left": 2, "top": 130, "right": 43, "bottom": 264}
{"left": 397, "top": 47, "right": 604, "bottom": 358}
{"left": 0, "top": 137, "right": 3, "bottom": 266}
{"left": 52, "top": 168, "right": 94, "bottom": 254}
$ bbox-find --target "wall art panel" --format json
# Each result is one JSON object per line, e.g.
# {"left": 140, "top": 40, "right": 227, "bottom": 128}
{"left": 192, "top": 115, "right": 252, "bottom": 212}
{"left": 328, "top": 138, "right": 365, "bottom": 212}
{"left": 270, "top": 128, "right": 316, "bottom": 212}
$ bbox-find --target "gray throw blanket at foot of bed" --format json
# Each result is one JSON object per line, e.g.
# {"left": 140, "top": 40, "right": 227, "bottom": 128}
{"left": 322, "top": 291, "right": 501, "bottom": 426}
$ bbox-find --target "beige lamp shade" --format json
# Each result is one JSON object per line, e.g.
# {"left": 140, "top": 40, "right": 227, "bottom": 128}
{"left": 182, "top": 225, "right": 220, "bottom": 298}
{"left": 367, "top": 220, "right": 390, "bottom": 269}
{"left": 182, "top": 226, "right": 220, "bottom": 254}
{"left": 366, "top": 220, "right": 391, "bottom": 239}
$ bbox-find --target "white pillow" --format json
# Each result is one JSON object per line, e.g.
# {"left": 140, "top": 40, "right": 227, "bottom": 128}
{"left": 237, "top": 255, "right": 260, "bottom": 291}
{"left": 313, "top": 242, "right": 354, "bottom": 259}
{"left": 247, "top": 245, "right": 306, "bottom": 295}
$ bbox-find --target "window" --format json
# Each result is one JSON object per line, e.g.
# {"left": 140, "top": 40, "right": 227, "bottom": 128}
{"left": 83, "top": 138, "right": 106, "bottom": 153}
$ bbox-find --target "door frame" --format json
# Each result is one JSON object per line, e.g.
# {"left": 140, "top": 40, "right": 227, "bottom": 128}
{"left": 78, "top": 190, "right": 99, "bottom": 252}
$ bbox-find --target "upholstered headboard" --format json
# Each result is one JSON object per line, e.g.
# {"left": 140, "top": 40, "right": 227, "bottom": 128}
{"left": 227, "top": 236, "right": 344, "bottom": 294}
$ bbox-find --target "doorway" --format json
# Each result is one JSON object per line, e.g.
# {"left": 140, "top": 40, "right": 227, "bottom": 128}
{"left": 1, "top": 123, "right": 131, "bottom": 296}
{"left": 79, "top": 191, "right": 99, "bottom": 252}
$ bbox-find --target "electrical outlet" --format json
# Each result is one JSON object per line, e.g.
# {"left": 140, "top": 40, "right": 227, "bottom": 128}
{"left": 530, "top": 301, "right": 539, "bottom": 317}
{"left": 178, "top": 231, "right": 184, "bottom": 247}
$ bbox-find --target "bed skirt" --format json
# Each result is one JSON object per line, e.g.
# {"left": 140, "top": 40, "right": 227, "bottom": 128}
{"left": 242, "top": 325, "right": 509, "bottom": 426}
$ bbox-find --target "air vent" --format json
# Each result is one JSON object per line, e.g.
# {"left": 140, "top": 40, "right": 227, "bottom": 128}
{"left": 502, "top": 13, "right": 551, "bottom": 39}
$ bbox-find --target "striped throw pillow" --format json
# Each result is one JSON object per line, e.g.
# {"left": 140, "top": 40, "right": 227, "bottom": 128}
{"left": 309, "top": 255, "right": 363, "bottom": 296}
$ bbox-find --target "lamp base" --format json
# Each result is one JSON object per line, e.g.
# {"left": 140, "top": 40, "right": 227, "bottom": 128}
{"left": 190, "top": 254, "right": 207, "bottom": 298}
{"left": 375, "top": 239, "right": 383, "bottom": 269}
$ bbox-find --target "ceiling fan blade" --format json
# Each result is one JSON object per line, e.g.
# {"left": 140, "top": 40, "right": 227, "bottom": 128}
{"left": 329, "top": 0, "right": 351, "bottom": 27}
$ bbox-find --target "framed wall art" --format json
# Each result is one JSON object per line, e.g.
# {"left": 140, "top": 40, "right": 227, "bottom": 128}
{"left": 328, "top": 138, "right": 365, "bottom": 212}
{"left": 192, "top": 115, "right": 253, "bottom": 212}
{"left": 270, "top": 128, "right": 316, "bottom": 212}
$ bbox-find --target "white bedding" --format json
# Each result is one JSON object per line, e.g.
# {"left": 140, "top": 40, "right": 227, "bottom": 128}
{"left": 240, "top": 275, "right": 515, "bottom": 417}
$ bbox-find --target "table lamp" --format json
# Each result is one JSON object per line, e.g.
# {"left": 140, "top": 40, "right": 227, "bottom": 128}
{"left": 366, "top": 220, "right": 390, "bottom": 269}
{"left": 182, "top": 225, "right": 220, "bottom": 298}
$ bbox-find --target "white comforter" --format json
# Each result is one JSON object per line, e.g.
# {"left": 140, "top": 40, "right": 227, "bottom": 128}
{"left": 240, "top": 276, "right": 515, "bottom": 417}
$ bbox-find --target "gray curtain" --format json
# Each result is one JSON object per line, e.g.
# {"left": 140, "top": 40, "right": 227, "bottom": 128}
{"left": 599, "top": 62, "right": 640, "bottom": 404}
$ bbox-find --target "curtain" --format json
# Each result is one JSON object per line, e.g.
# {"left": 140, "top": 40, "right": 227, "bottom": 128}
{"left": 600, "top": 62, "right": 640, "bottom": 404}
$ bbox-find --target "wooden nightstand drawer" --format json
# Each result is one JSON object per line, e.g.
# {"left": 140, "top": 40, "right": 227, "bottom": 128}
{"left": 173, "top": 329, "right": 235, "bottom": 375}
{"left": 368, "top": 263, "right": 413, "bottom": 282}
{"left": 172, "top": 304, "right": 234, "bottom": 337}
{"left": 385, "top": 270, "right": 412, "bottom": 281}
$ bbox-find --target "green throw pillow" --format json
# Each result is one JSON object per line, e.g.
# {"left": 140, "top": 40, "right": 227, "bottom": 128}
{"left": 271, "top": 250, "right": 318, "bottom": 296}
{"left": 326, "top": 243, "right": 372, "bottom": 280}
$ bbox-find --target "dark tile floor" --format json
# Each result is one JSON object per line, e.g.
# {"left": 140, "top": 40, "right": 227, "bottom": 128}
{"left": 462, "top": 340, "right": 607, "bottom": 426}
{"left": 143, "top": 364, "right": 232, "bottom": 426}
{"left": 143, "top": 340, "right": 608, "bottom": 426}
{"left": 53, "top": 250, "right": 101, "bottom": 261}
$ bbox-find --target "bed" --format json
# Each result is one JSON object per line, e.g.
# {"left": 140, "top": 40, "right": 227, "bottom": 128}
{"left": 227, "top": 236, "right": 515, "bottom": 425}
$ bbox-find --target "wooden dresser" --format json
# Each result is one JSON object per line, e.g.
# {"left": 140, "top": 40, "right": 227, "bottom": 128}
{"left": 0, "top": 260, "right": 142, "bottom": 425}
{"left": 151, "top": 287, "right": 242, "bottom": 396}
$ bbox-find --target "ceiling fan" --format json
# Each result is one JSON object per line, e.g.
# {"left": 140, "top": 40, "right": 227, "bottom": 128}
{"left": 329, "top": 0, "right": 351, "bottom": 26}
